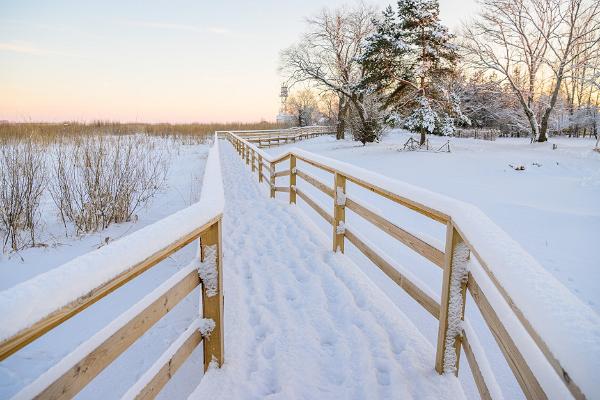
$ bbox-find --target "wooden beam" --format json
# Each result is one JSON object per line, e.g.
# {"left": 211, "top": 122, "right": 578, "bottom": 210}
{"left": 131, "top": 322, "right": 203, "bottom": 400}
{"left": 344, "top": 228, "right": 440, "bottom": 319}
{"left": 274, "top": 187, "right": 290, "bottom": 192}
{"left": 258, "top": 156, "right": 263, "bottom": 183}
{"left": 274, "top": 169, "right": 290, "bottom": 178}
{"left": 457, "top": 226, "right": 585, "bottom": 400}
{"left": 33, "top": 269, "right": 200, "bottom": 399}
{"left": 296, "top": 169, "right": 334, "bottom": 197}
{"left": 333, "top": 173, "right": 346, "bottom": 252}
{"left": 468, "top": 275, "right": 547, "bottom": 400}
{"left": 269, "top": 164, "right": 275, "bottom": 198}
{"left": 200, "top": 220, "right": 224, "bottom": 371}
{"left": 436, "top": 223, "right": 468, "bottom": 375}
{"left": 462, "top": 329, "right": 493, "bottom": 400}
{"left": 290, "top": 155, "right": 297, "bottom": 204}
{"left": 0, "top": 216, "right": 220, "bottom": 361}
{"left": 296, "top": 188, "right": 334, "bottom": 225}
{"left": 345, "top": 197, "right": 444, "bottom": 268}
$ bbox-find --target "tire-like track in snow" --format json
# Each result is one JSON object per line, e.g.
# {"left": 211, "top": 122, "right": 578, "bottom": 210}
{"left": 189, "top": 142, "right": 465, "bottom": 399}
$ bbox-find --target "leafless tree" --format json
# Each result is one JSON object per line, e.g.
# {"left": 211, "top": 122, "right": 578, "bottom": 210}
{"left": 280, "top": 3, "right": 377, "bottom": 140}
{"left": 462, "top": 0, "right": 600, "bottom": 142}
{"left": 286, "top": 88, "right": 319, "bottom": 127}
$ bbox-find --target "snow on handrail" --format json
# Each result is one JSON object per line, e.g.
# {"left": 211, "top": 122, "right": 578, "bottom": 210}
{"left": 0, "top": 134, "right": 224, "bottom": 352}
{"left": 228, "top": 130, "right": 599, "bottom": 399}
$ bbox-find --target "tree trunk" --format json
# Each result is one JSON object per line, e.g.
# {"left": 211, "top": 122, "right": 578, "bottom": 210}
{"left": 420, "top": 128, "right": 426, "bottom": 146}
{"left": 336, "top": 100, "right": 349, "bottom": 140}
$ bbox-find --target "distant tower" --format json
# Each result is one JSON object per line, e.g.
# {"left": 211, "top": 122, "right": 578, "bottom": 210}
{"left": 279, "top": 84, "right": 288, "bottom": 113}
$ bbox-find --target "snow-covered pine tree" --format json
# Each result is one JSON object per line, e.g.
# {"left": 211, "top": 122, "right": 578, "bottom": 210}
{"left": 361, "top": 0, "right": 468, "bottom": 145}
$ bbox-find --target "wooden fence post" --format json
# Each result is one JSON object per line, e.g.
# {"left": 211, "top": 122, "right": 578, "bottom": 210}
{"left": 333, "top": 173, "right": 346, "bottom": 252}
{"left": 200, "top": 219, "right": 224, "bottom": 371}
{"left": 289, "top": 155, "right": 297, "bottom": 204}
{"left": 251, "top": 151, "right": 256, "bottom": 173}
{"left": 245, "top": 147, "right": 250, "bottom": 165}
{"left": 258, "top": 156, "right": 263, "bottom": 183}
{"left": 436, "top": 222, "right": 468, "bottom": 375}
{"left": 269, "top": 163, "right": 275, "bottom": 198}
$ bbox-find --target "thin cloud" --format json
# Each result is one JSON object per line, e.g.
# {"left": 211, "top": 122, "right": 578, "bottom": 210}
{"left": 0, "top": 42, "right": 47, "bottom": 55}
{"left": 126, "top": 20, "right": 230, "bottom": 35}
{"left": 0, "top": 41, "right": 91, "bottom": 60}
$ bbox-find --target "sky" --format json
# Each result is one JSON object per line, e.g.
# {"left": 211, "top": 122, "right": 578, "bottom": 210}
{"left": 0, "top": 0, "right": 477, "bottom": 123}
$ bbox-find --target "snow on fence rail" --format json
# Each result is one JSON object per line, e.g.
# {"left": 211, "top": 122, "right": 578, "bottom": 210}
{"left": 0, "top": 133, "right": 225, "bottom": 400}
{"left": 226, "top": 129, "right": 600, "bottom": 400}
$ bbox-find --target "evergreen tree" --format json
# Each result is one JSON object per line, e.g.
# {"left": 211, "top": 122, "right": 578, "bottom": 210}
{"left": 361, "top": 0, "right": 468, "bottom": 145}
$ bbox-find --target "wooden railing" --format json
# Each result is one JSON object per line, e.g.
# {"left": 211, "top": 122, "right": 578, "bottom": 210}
{"left": 0, "top": 134, "right": 225, "bottom": 400}
{"left": 226, "top": 129, "right": 591, "bottom": 400}
{"left": 223, "top": 126, "right": 333, "bottom": 148}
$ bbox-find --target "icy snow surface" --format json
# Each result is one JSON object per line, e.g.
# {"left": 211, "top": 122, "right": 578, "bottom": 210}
{"left": 189, "top": 141, "right": 465, "bottom": 399}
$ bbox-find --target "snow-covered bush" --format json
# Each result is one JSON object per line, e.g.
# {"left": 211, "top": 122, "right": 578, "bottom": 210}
{"left": 0, "top": 139, "right": 46, "bottom": 251}
{"left": 49, "top": 135, "right": 169, "bottom": 234}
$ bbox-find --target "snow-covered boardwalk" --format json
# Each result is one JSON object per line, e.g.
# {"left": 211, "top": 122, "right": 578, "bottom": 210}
{"left": 189, "top": 142, "right": 465, "bottom": 399}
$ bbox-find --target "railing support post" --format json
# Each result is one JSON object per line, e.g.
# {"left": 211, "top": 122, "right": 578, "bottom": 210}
{"left": 269, "top": 163, "right": 275, "bottom": 198}
{"left": 333, "top": 172, "right": 346, "bottom": 252}
{"left": 251, "top": 151, "right": 256, "bottom": 173}
{"left": 436, "top": 222, "right": 468, "bottom": 375}
{"left": 258, "top": 155, "right": 263, "bottom": 183}
{"left": 245, "top": 147, "right": 250, "bottom": 165}
{"left": 200, "top": 219, "right": 224, "bottom": 371}
{"left": 289, "top": 155, "right": 297, "bottom": 204}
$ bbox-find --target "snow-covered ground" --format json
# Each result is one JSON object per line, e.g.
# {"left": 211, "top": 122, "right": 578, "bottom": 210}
{"left": 1, "top": 131, "right": 598, "bottom": 399}
{"left": 0, "top": 138, "right": 210, "bottom": 399}
{"left": 263, "top": 131, "right": 600, "bottom": 399}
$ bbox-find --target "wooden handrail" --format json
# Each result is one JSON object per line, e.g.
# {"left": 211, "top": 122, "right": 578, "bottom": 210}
{"left": 2, "top": 134, "right": 225, "bottom": 400}
{"left": 226, "top": 129, "right": 591, "bottom": 400}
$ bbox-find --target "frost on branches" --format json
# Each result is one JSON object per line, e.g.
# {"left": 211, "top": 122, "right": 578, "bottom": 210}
{"left": 443, "top": 242, "right": 469, "bottom": 374}
{"left": 198, "top": 244, "right": 218, "bottom": 297}
{"left": 404, "top": 97, "right": 437, "bottom": 134}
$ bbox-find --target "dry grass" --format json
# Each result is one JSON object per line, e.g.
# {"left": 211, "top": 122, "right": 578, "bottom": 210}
{"left": 0, "top": 139, "right": 46, "bottom": 251}
{"left": 0, "top": 121, "right": 283, "bottom": 144}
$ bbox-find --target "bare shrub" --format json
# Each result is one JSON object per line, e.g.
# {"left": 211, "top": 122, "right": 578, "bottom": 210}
{"left": 50, "top": 135, "right": 169, "bottom": 234}
{"left": 0, "top": 139, "right": 46, "bottom": 251}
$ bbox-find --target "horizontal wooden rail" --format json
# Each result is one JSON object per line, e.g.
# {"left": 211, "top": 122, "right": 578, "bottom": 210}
{"left": 345, "top": 197, "right": 444, "bottom": 268}
{"left": 468, "top": 275, "right": 545, "bottom": 399}
{"left": 296, "top": 188, "right": 334, "bottom": 225}
{"left": 226, "top": 128, "right": 590, "bottom": 400}
{"left": 296, "top": 169, "right": 334, "bottom": 197}
{"left": 36, "top": 269, "right": 200, "bottom": 400}
{"left": 344, "top": 228, "right": 440, "bottom": 319}
{"left": 129, "top": 321, "right": 203, "bottom": 400}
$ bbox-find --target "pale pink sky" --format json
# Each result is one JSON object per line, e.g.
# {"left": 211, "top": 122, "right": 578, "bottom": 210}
{"left": 0, "top": 0, "right": 477, "bottom": 123}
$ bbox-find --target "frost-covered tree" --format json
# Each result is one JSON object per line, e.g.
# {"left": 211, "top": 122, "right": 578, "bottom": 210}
{"left": 280, "top": 4, "right": 378, "bottom": 140}
{"left": 361, "top": 0, "right": 468, "bottom": 145}
{"left": 463, "top": 0, "right": 600, "bottom": 142}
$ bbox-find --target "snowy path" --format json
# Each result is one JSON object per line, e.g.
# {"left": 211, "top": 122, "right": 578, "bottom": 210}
{"left": 189, "top": 142, "right": 465, "bottom": 399}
